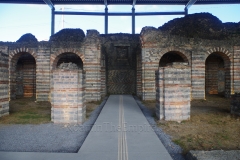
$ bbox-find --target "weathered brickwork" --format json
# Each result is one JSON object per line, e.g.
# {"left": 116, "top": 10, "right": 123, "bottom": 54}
{"left": 1, "top": 13, "right": 240, "bottom": 122}
{"left": 156, "top": 63, "right": 191, "bottom": 121}
{"left": 140, "top": 27, "right": 237, "bottom": 100}
{"left": 231, "top": 93, "right": 240, "bottom": 116}
{"left": 0, "top": 50, "right": 9, "bottom": 117}
{"left": 51, "top": 70, "right": 85, "bottom": 123}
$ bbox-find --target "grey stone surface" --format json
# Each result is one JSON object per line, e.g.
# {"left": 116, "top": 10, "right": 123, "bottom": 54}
{"left": 0, "top": 98, "right": 107, "bottom": 153}
{"left": 135, "top": 96, "right": 185, "bottom": 160}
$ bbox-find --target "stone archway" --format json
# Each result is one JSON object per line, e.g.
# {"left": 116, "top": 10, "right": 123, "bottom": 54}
{"left": 205, "top": 51, "right": 231, "bottom": 97}
{"left": 159, "top": 51, "right": 189, "bottom": 67}
{"left": 50, "top": 52, "right": 85, "bottom": 123}
{"left": 9, "top": 50, "right": 37, "bottom": 99}
{"left": 50, "top": 49, "right": 85, "bottom": 70}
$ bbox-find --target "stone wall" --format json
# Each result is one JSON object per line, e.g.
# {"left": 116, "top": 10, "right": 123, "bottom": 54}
{"left": 0, "top": 50, "right": 9, "bottom": 117}
{"left": 140, "top": 26, "right": 237, "bottom": 100}
{"left": 51, "top": 69, "right": 85, "bottom": 123}
{"left": 156, "top": 63, "right": 191, "bottom": 121}
{"left": 100, "top": 34, "right": 140, "bottom": 95}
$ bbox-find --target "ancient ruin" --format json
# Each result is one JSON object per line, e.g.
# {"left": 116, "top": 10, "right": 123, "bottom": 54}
{"left": 0, "top": 13, "right": 240, "bottom": 122}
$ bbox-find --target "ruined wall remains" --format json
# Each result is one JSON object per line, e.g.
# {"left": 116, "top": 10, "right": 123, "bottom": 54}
{"left": 156, "top": 63, "right": 191, "bottom": 121}
{"left": 141, "top": 13, "right": 240, "bottom": 100}
{"left": 101, "top": 34, "right": 141, "bottom": 95}
{"left": 0, "top": 50, "right": 9, "bottom": 117}
{"left": 51, "top": 68, "right": 85, "bottom": 123}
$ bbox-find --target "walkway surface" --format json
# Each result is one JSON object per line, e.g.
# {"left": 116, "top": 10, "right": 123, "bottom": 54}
{"left": 0, "top": 95, "right": 172, "bottom": 160}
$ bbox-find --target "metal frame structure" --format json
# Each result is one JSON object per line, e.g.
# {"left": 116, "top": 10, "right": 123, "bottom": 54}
{"left": 1, "top": 0, "right": 240, "bottom": 35}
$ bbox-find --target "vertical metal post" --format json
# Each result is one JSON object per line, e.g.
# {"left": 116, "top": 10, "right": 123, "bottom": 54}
{"left": 51, "top": 8, "right": 55, "bottom": 35}
{"left": 132, "top": 7, "right": 135, "bottom": 34}
{"left": 184, "top": 8, "right": 188, "bottom": 15}
{"left": 105, "top": 7, "right": 108, "bottom": 34}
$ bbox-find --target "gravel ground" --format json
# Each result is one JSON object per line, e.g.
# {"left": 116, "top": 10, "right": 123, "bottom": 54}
{"left": 0, "top": 98, "right": 107, "bottom": 153}
{"left": 0, "top": 96, "right": 184, "bottom": 160}
{"left": 134, "top": 97, "right": 185, "bottom": 160}
{"left": 186, "top": 150, "right": 240, "bottom": 160}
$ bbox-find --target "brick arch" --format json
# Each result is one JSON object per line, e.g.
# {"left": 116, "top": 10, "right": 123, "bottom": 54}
{"left": 9, "top": 48, "right": 37, "bottom": 70}
{"left": 205, "top": 47, "right": 231, "bottom": 66}
{"left": 50, "top": 49, "right": 85, "bottom": 70}
{"left": 205, "top": 48, "right": 232, "bottom": 97}
{"left": 9, "top": 48, "right": 37, "bottom": 99}
{"left": 157, "top": 47, "right": 190, "bottom": 65}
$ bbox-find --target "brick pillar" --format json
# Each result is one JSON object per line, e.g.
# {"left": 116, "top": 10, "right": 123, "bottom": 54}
{"left": 36, "top": 43, "right": 51, "bottom": 101}
{"left": 0, "top": 51, "right": 9, "bottom": 117}
{"left": 142, "top": 48, "right": 159, "bottom": 100}
{"left": 156, "top": 63, "right": 191, "bottom": 121}
{"left": 233, "top": 46, "right": 240, "bottom": 93}
{"left": 231, "top": 93, "right": 240, "bottom": 116}
{"left": 51, "top": 70, "right": 86, "bottom": 124}
{"left": 191, "top": 52, "right": 205, "bottom": 99}
{"left": 84, "top": 30, "right": 101, "bottom": 101}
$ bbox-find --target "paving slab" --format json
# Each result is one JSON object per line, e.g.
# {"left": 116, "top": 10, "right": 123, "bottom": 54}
{"left": 78, "top": 95, "right": 172, "bottom": 160}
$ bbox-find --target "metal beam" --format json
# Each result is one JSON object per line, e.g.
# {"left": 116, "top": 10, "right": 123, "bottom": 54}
{"left": 105, "top": 7, "right": 108, "bottom": 34}
{"left": 185, "top": 0, "right": 197, "bottom": 10}
{"left": 51, "top": 8, "right": 55, "bottom": 35}
{"left": 43, "top": 0, "right": 54, "bottom": 9}
{"left": 104, "top": 0, "right": 108, "bottom": 6}
{"left": 132, "top": 7, "right": 135, "bottom": 34}
{"left": 132, "top": 0, "right": 137, "bottom": 7}
{"left": 54, "top": 11, "right": 185, "bottom": 16}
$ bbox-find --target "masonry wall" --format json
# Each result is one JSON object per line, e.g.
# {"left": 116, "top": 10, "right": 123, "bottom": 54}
{"left": 51, "top": 70, "right": 85, "bottom": 123}
{"left": 140, "top": 27, "right": 237, "bottom": 100}
{"left": 36, "top": 43, "right": 51, "bottom": 101}
{"left": 156, "top": 64, "right": 191, "bottom": 121}
{"left": 0, "top": 51, "right": 9, "bottom": 117}
{"left": 16, "top": 54, "right": 36, "bottom": 98}
{"left": 231, "top": 93, "right": 240, "bottom": 116}
{"left": 84, "top": 30, "right": 102, "bottom": 101}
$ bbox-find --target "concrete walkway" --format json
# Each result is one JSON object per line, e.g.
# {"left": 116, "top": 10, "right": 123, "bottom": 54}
{"left": 0, "top": 95, "right": 172, "bottom": 160}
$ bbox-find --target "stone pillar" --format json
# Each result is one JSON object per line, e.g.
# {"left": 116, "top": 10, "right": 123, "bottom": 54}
{"left": 84, "top": 30, "right": 101, "bottom": 101}
{"left": 36, "top": 43, "right": 51, "bottom": 101}
{"left": 231, "top": 93, "right": 240, "bottom": 116}
{"left": 51, "top": 70, "right": 86, "bottom": 124}
{"left": 191, "top": 51, "right": 205, "bottom": 99}
{"left": 156, "top": 63, "right": 191, "bottom": 121}
{"left": 233, "top": 46, "right": 240, "bottom": 93}
{"left": 0, "top": 51, "right": 9, "bottom": 117}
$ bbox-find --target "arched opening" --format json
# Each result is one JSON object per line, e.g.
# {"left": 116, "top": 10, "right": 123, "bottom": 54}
{"left": 53, "top": 52, "right": 83, "bottom": 70}
{"left": 51, "top": 52, "right": 85, "bottom": 123}
{"left": 205, "top": 52, "right": 231, "bottom": 97}
{"left": 159, "top": 51, "right": 188, "bottom": 67}
{"left": 10, "top": 53, "right": 36, "bottom": 99}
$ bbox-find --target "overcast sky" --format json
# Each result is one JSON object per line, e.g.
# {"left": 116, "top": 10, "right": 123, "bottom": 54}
{"left": 0, "top": 4, "right": 239, "bottom": 42}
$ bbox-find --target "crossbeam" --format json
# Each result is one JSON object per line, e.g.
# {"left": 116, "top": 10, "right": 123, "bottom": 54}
{"left": 43, "top": 0, "right": 54, "bottom": 9}
{"left": 185, "top": 0, "right": 197, "bottom": 10}
{"left": 54, "top": 11, "right": 185, "bottom": 16}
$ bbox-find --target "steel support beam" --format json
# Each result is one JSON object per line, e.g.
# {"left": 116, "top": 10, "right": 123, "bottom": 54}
{"left": 132, "top": 7, "right": 135, "bottom": 34}
{"left": 51, "top": 8, "right": 55, "bottom": 35}
{"left": 185, "top": 0, "right": 197, "bottom": 10}
{"left": 43, "top": 0, "right": 54, "bottom": 9}
{"left": 105, "top": 7, "right": 108, "bottom": 34}
{"left": 54, "top": 11, "right": 185, "bottom": 16}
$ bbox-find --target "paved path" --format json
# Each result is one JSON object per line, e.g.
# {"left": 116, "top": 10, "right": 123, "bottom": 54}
{"left": 0, "top": 95, "right": 172, "bottom": 160}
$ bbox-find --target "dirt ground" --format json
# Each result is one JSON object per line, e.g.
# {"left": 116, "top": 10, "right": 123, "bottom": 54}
{"left": 143, "top": 94, "right": 240, "bottom": 155}
{"left": 0, "top": 98, "right": 100, "bottom": 124}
